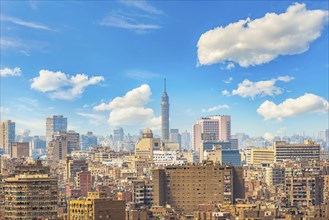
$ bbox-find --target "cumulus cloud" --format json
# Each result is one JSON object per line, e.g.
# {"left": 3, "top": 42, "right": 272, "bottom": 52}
{"left": 94, "top": 84, "right": 161, "bottom": 129}
{"left": 31, "top": 70, "right": 104, "bottom": 100}
{"left": 222, "top": 90, "right": 231, "bottom": 96}
{"left": 0, "top": 67, "right": 21, "bottom": 77}
{"left": 230, "top": 76, "right": 294, "bottom": 99}
{"left": 257, "top": 93, "right": 329, "bottom": 121}
{"left": 202, "top": 105, "right": 229, "bottom": 113}
{"left": 197, "top": 3, "right": 328, "bottom": 67}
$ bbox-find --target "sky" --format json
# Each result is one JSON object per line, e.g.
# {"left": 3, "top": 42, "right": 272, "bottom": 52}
{"left": 0, "top": 1, "right": 328, "bottom": 139}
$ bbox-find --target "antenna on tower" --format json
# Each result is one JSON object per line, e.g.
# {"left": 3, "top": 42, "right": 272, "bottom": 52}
{"left": 164, "top": 78, "right": 166, "bottom": 92}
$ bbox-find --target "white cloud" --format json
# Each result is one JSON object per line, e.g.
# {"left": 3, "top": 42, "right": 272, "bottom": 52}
{"left": 221, "top": 90, "right": 231, "bottom": 96}
{"left": 100, "top": 12, "right": 161, "bottom": 31}
{"left": 31, "top": 70, "right": 104, "bottom": 100}
{"left": 257, "top": 93, "right": 329, "bottom": 121}
{"left": 94, "top": 84, "right": 161, "bottom": 130}
{"left": 126, "top": 70, "right": 162, "bottom": 79}
{"left": 263, "top": 132, "right": 275, "bottom": 141}
{"left": 202, "top": 105, "right": 229, "bottom": 113}
{"left": 197, "top": 3, "right": 328, "bottom": 67}
{"left": 1, "top": 15, "right": 52, "bottom": 31}
{"left": 223, "top": 77, "right": 233, "bottom": 84}
{"left": 231, "top": 76, "right": 294, "bottom": 99}
{"left": 77, "top": 112, "right": 106, "bottom": 125}
{"left": 226, "top": 63, "right": 235, "bottom": 70}
{"left": 119, "top": 0, "right": 163, "bottom": 15}
{"left": 0, "top": 67, "right": 21, "bottom": 77}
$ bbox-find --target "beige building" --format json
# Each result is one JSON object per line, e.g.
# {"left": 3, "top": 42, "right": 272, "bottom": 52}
{"left": 251, "top": 147, "right": 275, "bottom": 166}
{"left": 47, "top": 131, "right": 68, "bottom": 162}
{"left": 274, "top": 140, "right": 320, "bottom": 163}
{"left": 0, "top": 120, "right": 15, "bottom": 155}
{"left": 3, "top": 162, "right": 58, "bottom": 219}
{"left": 69, "top": 192, "right": 125, "bottom": 220}
{"left": 10, "top": 142, "right": 29, "bottom": 158}
{"left": 135, "top": 128, "right": 161, "bottom": 159}
{"left": 153, "top": 162, "right": 244, "bottom": 212}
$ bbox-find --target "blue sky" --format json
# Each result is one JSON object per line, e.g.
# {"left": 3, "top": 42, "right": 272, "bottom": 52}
{"left": 1, "top": 1, "right": 328, "bottom": 138}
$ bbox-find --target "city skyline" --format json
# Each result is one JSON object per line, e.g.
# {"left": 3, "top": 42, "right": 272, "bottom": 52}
{"left": 1, "top": 1, "right": 328, "bottom": 138}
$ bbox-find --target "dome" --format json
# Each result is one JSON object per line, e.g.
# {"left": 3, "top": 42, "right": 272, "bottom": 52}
{"left": 142, "top": 128, "right": 153, "bottom": 138}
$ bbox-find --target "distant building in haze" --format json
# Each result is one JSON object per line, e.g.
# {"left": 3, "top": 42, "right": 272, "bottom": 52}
{"left": 67, "top": 130, "right": 80, "bottom": 154}
{"left": 161, "top": 79, "right": 170, "bottom": 141}
{"left": 113, "top": 127, "right": 124, "bottom": 150}
{"left": 181, "top": 130, "right": 191, "bottom": 150}
{"left": 81, "top": 131, "right": 97, "bottom": 150}
{"left": 0, "top": 120, "right": 15, "bottom": 155}
{"left": 169, "top": 129, "right": 181, "bottom": 149}
{"left": 46, "top": 115, "right": 67, "bottom": 145}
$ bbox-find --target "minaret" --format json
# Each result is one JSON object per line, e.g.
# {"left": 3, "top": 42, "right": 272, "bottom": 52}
{"left": 161, "top": 79, "right": 170, "bottom": 141}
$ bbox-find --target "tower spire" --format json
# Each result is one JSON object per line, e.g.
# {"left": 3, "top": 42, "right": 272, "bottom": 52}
{"left": 164, "top": 78, "right": 166, "bottom": 93}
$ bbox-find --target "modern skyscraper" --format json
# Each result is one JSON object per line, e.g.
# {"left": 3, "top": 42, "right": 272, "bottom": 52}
{"left": 67, "top": 130, "right": 80, "bottom": 154}
{"left": 161, "top": 79, "right": 170, "bottom": 141}
{"left": 0, "top": 120, "right": 15, "bottom": 155}
{"left": 81, "top": 131, "right": 97, "bottom": 150}
{"left": 192, "top": 115, "right": 231, "bottom": 152}
{"left": 46, "top": 115, "right": 67, "bottom": 145}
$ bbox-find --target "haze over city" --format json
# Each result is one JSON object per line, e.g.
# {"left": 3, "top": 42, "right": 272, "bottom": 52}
{"left": 1, "top": 1, "right": 328, "bottom": 138}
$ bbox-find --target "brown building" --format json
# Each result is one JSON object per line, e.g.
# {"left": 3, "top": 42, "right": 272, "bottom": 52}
{"left": 3, "top": 161, "right": 58, "bottom": 219}
{"left": 77, "top": 171, "right": 92, "bottom": 197}
{"left": 153, "top": 162, "right": 244, "bottom": 212}
{"left": 10, "top": 142, "right": 29, "bottom": 158}
{"left": 69, "top": 192, "right": 126, "bottom": 220}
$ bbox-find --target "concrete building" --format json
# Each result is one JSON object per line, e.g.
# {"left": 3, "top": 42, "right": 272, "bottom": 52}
{"left": 274, "top": 140, "right": 320, "bottom": 163}
{"left": 152, "top": 162, "right": 244, "bottom": 212}
{"left": 135, "top": 128, "right": 161, "bottom": 159}
{"left": 46, "top": 115, "right": 67, "bottom": 145}
{"left": 192, "top": 115, "right": 231, "bottom": 152}
{"left": 69, "top": 192, "right": 125, "bottom": 220}
{"left": 47, "top": 131, "right": 68, "bottom": 162}
{"left": 65, "top": 157, "right": 89, "bottom": 183}
{"left": 67, "top": 130, "right": 80, "bottom": 154}
{"left": 3, "top": 161, "right": 58, "bottom": 219}
{"left": 0, "top": 120, "right": 15, "bottom": 155}
{"left": 161, "top": 79, "right": 170, "bottom": 141}
{"left": 251, "top": 147, "right": 275, "bottom": 166}
{"left": 10, "top": 142, "right": 29, "bottom": 158}
{"left": 77, "top": 171, "right": 92, "bottom": 197}
{"left": 81, "top": 131, "right": 98, "bottom": 150}
{"left": 113, "top": 127, "right": 124, "bottom": 151}
{"left": 132, "top": 180, "right": 153, "bottom": 207}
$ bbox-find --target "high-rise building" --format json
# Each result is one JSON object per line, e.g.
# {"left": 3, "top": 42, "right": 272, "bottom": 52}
{"left": 81, "top": 131, "right": 98, "bottom": 150}
{"left": 0, "top": 120, "right": 15, "bottom": 155}
{"left": 113, "top": 127, "right": 124, "bottom": 150}
{"left": 46, "top": 115, "right": 67, "bottom": 145}
{"left": 161, "top": 79, "right": 170, "bottom": 141}
{"left": 3, "top": 160, "right": 58, "bottom": 219}
{"left": 152, "top": 163, "right": 244, "bottom": 212}
{"left": 10, "top": 142, "right": 29, "bottom": 158}
{"left": 47, "top": 131, "right": 68, "bottom": 162}
{"left": 67, "top": 130, "right": 80, "bottom": 154}
{"left": 192, "top": 115, "right": 231, "bottom": 152}
{"left": 69, "top": 192, "right": 125, "bottom": 220}
{"left": 169, "top": 129, "right": 181, "bottom": 149}
{"left": 181, "top": 130, "right": 191, "bottom": 150}
{"left": 77, "top": 171, "right": 92, "bottom": 197}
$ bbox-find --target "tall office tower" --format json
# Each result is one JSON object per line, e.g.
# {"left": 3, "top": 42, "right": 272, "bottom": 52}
{"left": 0, "top": 120, "right": 15, "bottom": 155}
{"left": 69, "top": 192, "right": 125, "bottom": 220}
{"left": 192, "top": 115, "right": 231, "bottom": 152}
{"left": 46, "top": 115, "right": 67, "bottom": 145}
{"left": 67, "top": 130, "right": 80, "bottom": 154}
{"left": 3, "top": 160, "right": 58, "bottom": 219}
{"left": 113, "top": 127, "right": 124, "bottom": 150}
{"left": 10, "top": 142, "right": 29, "bottom": 158}
{"left": 81, "top": 131, "right": 98, "bottom": 150}
{"left": 181, "top": 130, "right": 191, "bottom": 150}
{"left": 152, "top": 163, "right": 244, "bottom": 212}
{"left": 47, "top": 131, "right": 68, "bottom": 162}
{"left": 161, "top": 79, "right": 170, "bottom": 141}
{"left": 169, "top": 129, "right": 181, "bottom": 149}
